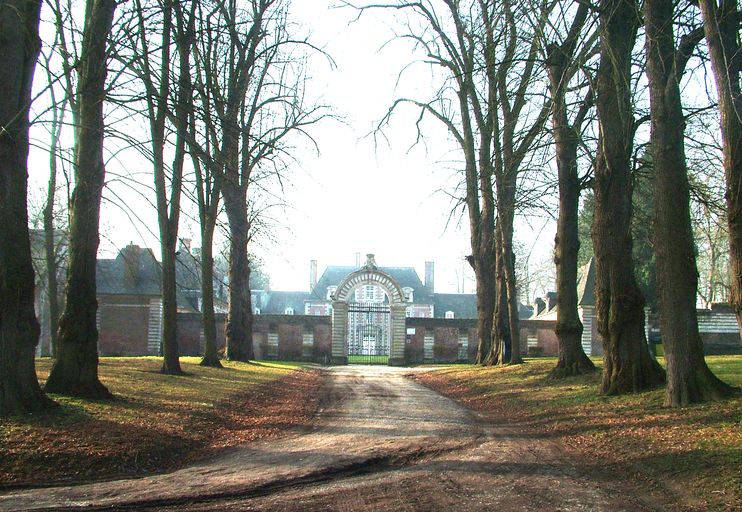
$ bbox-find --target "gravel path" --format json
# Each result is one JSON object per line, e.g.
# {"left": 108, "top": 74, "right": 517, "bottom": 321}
{"left": 0, "top": 366, "right": 673, "bottom": 511}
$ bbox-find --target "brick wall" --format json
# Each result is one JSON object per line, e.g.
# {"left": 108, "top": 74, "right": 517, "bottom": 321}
{"left": 404, "top": 318, "right": 477, "bottom": 363}
{"left": 252, "top": 314, "right": 333, "bottom": 362}
{"left": 98, "top": 295, "right": 152, "bottom": 356}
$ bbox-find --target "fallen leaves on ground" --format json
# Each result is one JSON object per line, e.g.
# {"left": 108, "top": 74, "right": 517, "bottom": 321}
{"left": 414, "top": 356, "right": 742, "bottom": 512}
{"left": 0, "top": 358, "right": 323, "bottom": 488}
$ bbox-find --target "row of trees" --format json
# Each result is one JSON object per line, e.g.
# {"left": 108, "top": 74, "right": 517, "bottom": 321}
{"left": 365, "top": 0, "right": 738, "bottom": 406}
{"left": 1, "top": 0, "right": 325, "bottom": 414}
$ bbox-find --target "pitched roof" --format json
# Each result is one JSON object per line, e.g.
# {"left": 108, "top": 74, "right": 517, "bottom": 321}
{"left": 96, "top": 246, "right": 161, "bottom": 296}
{"left": 310, "top": 265, "right": 433, "bottom": 301}
{"left": 432, "top": 293, "right": 477, "bottom": 318}
{"left": 577, "top": 257, "right": 596, "bottom": 306}
{"left": 259, "top": 291, "right": 312, "bottom": 314}
{"left": 96, "top": 244, "right": 211, "bottom": 313}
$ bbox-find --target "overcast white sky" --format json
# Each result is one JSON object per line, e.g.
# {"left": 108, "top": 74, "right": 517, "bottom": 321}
{"left": 28, "top": 0, "right": 557, "bottom": 296}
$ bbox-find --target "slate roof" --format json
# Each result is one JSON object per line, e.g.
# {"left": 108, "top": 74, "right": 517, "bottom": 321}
{"left": 259, "top": 291, "right": 312, "bottom": 314}
{"left": 432, "top": 293, "right": 477, "bottom": 318}
{"left": 310, "top": 265, "right": 433, "bottom": 302}
{"left": 577, "top": 257, "right": 596, "bottom": 306}
{"left": 519, "top": 303, "right": 535, "bottom": 319}
{"left": 95, "top": 244, "right": 225, "bottom": 313}
{"left": 529, "top": 257, "right": 596, "bottom": 321}
{"left": 96, "top": 247, "right": 161, "bottom": 296}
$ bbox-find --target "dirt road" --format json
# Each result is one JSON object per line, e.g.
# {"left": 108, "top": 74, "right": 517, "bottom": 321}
{"left": 0, "top": 366, "right": 674, "bottom": 511}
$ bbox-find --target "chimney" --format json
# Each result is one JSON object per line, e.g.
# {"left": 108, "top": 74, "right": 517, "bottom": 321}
{"left": 535, "top": 297, "right": 545, "bottom": 316}
{"left": 309, "top": 259, "right": 318, "bottom": 291}
{"left": 180, "top": 238, "right": 191, "bottom": 253}
{"left": 425, "top": 261, "right": 434, "bottom": 293}
{"left": 355, "top": 252, "right": 361, "bottom": 267}
{"left": 122, "top": 243, "right": 141, "bottom": 289}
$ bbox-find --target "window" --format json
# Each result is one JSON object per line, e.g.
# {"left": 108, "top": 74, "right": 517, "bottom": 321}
{"left": 326, "top": 286, "right": 337, "bottom": 300}
{"left": 254, "top": 307, "right": 261, "bottom": 315}
{"left": 403, "top": 287, "right": 414, "bottom": 302}
{"left": 284, "top": 307, "right": 294, "bottom": 315}
{"left": 364, "top": 285, "right": 375, "bottom": 301}
{"left": 445, "top": 310, "right": 455, "bottom": 319}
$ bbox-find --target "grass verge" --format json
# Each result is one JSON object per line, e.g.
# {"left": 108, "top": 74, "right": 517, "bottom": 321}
{"left": 0, "top": 357, "right": 322, "bottom": 488}
{"left": 414, "top": 355, "right": 741, "bottom": 512}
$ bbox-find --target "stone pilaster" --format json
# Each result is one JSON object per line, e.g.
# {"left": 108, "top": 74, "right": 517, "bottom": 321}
{"left": 389, "top": 304, "right": 407, "bottom": 365}
{"left": 331, "top": 301, "right": 348, "bottom": 364}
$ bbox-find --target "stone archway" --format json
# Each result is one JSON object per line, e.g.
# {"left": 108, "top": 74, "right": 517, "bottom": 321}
{"left": 330, "top": 254, "right": 408, "bottom": 365}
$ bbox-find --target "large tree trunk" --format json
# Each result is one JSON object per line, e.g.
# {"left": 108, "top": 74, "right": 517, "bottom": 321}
{"left": 488, "top": 226, "right": 510, "bottom": 365}
{"left": 501, "top": 207, "right": 522, "bottom": 364}
{"left": 0, "top": 0, "right": 55, "bottom": 415}
{"left": 473, "top": 252, "right": 497, "bottom": 365}
{"left": 199, "top": 221, "right": 222, "bottom": 368}
{"left": 45, "top": 0, "right": 117, "bottom": 399}
{"left": 546, "top": 32, "right": 595, "bottom": 379}
{"left": 160, "top": 242, "right": 182, "bottom": 374}
{"left": 646, "top": 0, "right": 733, "bottom": 405}
{"left": 593, "top": 0, "right": 665, "bottom": 394}
{"left": 223, "top": 187, "right": 254, "bottom": 362}
{"left": 698, "top": 0, "right": 742, "bottom": 340}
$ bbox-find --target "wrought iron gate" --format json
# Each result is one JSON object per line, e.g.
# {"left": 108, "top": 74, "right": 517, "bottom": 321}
{"left": 347, "top": 302, "right": 390, "bottom": 364}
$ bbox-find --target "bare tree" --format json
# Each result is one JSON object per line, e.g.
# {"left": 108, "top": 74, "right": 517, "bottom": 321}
{"left": 36, "top": 2, "right": 78, "bottom": 357}
{"left": 191, "top": 0, "right": 328, "bottom": 362}
{"left": 45, "top": 0, "right": 118, "bottom": 398}
{"left": 187, "top": 5, "right": 225, "bottom": 367}
{"left": 363, "top": 0, "right": 550, "bottom": 365}
{"left": 592, "top": 0, "right": 665, "bottom": 394}
{"left": 0, "top": 0, "right": 56, "bottom": 415}
{"left": 491, "top": 0, "right": 552, "bottom": 365}
{"left": 697, "top": 0, "right": 742, "bottom": 340}
{"left": 121, "top": 0, "right": 198, "bottom": 374}
{"left": 544, "top": 1, "right": 597, "bottom": 377}
{"left": 645, "top": 0, "right": 733, "bottom": 405}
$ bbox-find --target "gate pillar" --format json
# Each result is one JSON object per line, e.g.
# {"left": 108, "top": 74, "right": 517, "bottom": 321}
{"left": 389, "top": 303, "right": 407, "bottom": 366}
{"left": 331, "top": 301, "right": 348, "bottom": 364}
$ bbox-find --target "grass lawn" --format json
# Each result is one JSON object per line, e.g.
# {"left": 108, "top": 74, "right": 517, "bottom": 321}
{"left": 0, "top": 357, "right": 322, "bottom": 488}
{"left": 415, "top": 355, "right": 742, "bottom": 512}
{"left": 348, "top": 355, "right": 389, "bottom": 365}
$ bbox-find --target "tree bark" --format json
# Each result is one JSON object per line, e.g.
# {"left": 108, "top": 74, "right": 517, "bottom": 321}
{"left": 45, "top": 0, "right": 117, "bottom": 399}
{"left": 199, "top": 220, "right": 222, "bottom": 367}
{"left": 43, "top": 124, "right": 61, "bottom": 359}
{"left": 545, "top": 9, "right": 596, "bottom": 378}
{"left": 0, "top": 0, "right": 56, "bottom": 415}
{"left": 223, "top": 187, "right": 254, "bottom": 362}
{"left": 498, "top": 189, "right": 522, "bottom": 364}
{"left": 473, "top": 251, "right": 497, "bottom": 364}
{"left": 697, "top": 0, "right": 742, "bottom": 340}
{"left": 593, "top": 0, "right": 665, "bottom": 394}
{"left": 488, "top": 224, "right": 510, "bottom": 365}
{"left": 645, "top": 0, "right": 734, "bottom": 405}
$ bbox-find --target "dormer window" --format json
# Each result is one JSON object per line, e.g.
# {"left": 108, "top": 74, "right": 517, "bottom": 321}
{"left": 445, "top": 310, "right": 455, "bottom": 319}
{"left": 403, "top": 287, "right": 414, "bottom": 302}
{"left": 284, "top": 307, "right": 294, "bottom": 315}
{"left": 326, "top": 286, "right": 337, "bottom": 300}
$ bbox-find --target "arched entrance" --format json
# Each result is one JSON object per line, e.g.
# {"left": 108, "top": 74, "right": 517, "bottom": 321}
{"left": 330, "top": 254, "right": 408, "bottom": 365}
